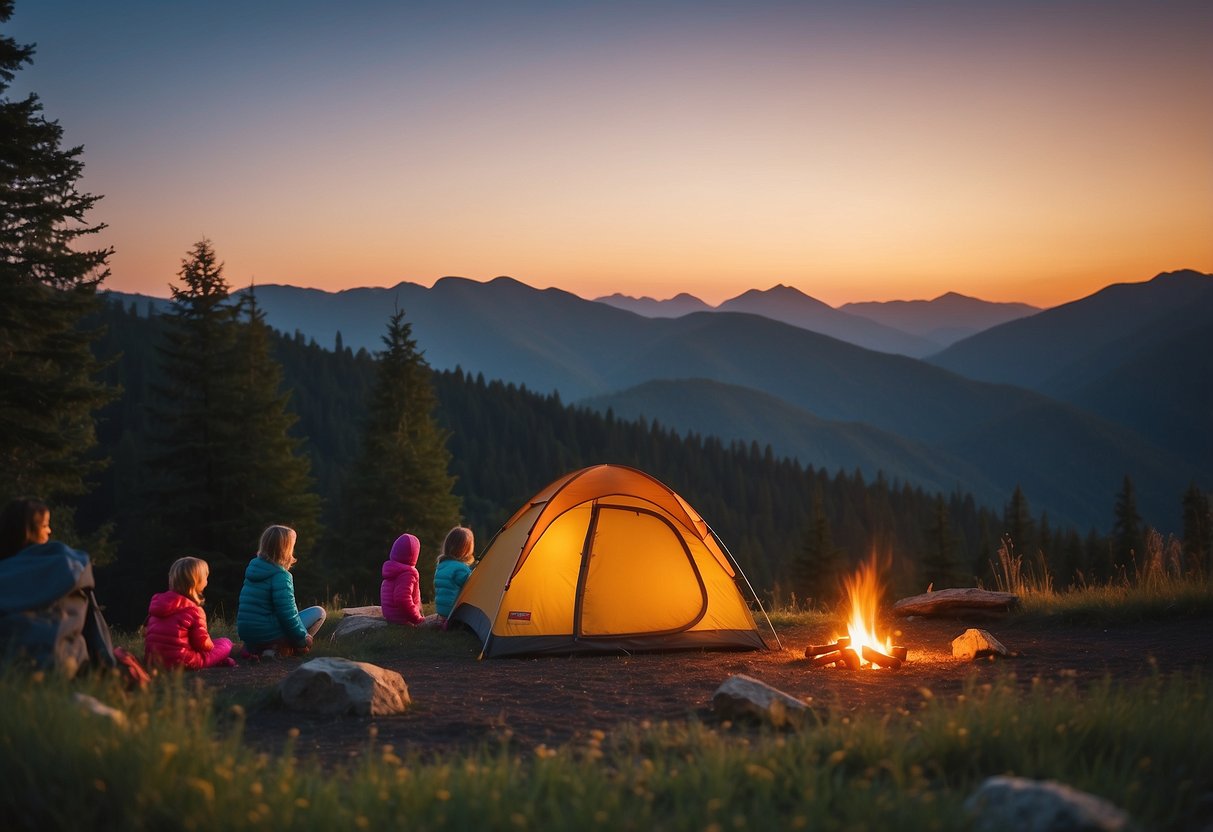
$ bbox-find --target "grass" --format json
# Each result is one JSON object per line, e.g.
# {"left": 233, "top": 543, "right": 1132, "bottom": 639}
{"left": 68, "top": 581, "right": 1211, "bottom": 830}
{"left": 1, "top": 664, "right": 1208, "bottom": 831}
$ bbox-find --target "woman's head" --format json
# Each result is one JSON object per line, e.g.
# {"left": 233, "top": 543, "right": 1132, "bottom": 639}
{"left": 169, "top": 556, "right": 209, "bottom": 603}
{"left": 258, "top": 525, "right": 298, "bottom": 568}
{"left": 439, "top": 526, "right": 475, "bottom": 565}
{"left": 0, "top": 497, "right": 50, "bottom": 559}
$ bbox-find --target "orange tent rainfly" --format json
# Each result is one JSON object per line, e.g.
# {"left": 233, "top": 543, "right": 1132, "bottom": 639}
{"left": 448, "top": 464, "right": 776, "bottom": 658}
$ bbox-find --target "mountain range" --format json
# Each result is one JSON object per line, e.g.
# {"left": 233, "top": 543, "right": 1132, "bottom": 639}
{"left": 106, "top": 269, "right": 1212, "bottom": 531}
{"left": 596, "top": 286, "right": 1038, "bottom": 354}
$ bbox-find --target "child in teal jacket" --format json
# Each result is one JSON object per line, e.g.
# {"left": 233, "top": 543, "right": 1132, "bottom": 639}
{"left": 433, "top": 526, "right": 475, "bottom": 624}
{"left": 236, "top": 525, "right": 325, "bottom": 658}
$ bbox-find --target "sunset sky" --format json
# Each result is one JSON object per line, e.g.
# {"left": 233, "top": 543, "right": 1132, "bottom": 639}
{"left": 9, "top": 1, "right": 1212, "bottom": 307}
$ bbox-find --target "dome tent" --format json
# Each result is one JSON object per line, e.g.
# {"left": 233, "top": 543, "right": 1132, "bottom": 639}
{"left": 449, "top": 464, "right": 775, "bottom": 658}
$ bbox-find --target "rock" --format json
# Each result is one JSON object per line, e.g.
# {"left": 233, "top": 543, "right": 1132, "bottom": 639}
{"left": 72, "top": 692, "right": 127, "bottom": 728}
{"left": 279, "top": 657, "right": 410, "bottom": 716}
{"left": 893, "top": 587, "right": 1019, "bottom": 617}
{"left": 951, "top": 628, "right": 1009, "bottom": 660}
{"left": 965, "top": 775, "right": 1137, "bottom": 832}
{"left": 711, "top": 673, "right": 811, "bottom": 729}
{"left": 330, "top": 614, "right": 390, "bottom": 640}
{"left": 340, "top": 605, "right": 383, "bottom": 618}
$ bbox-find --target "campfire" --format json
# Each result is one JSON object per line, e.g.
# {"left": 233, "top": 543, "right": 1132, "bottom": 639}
{"left": 805, "top": 558, "right": 908, "bottom": 669}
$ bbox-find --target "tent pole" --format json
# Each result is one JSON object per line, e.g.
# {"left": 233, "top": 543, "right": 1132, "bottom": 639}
{"left": 708, "top": 525, "right": 783, "bottom": 651}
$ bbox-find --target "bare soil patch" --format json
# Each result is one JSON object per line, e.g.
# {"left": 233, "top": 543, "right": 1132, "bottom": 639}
{"left": 199, "top": 613, "right": 1212, "bottom": 764}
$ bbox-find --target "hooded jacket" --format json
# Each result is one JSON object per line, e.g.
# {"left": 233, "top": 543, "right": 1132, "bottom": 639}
{"left": 144, "top": 590, "right": 213, "bottom": 670}
{"left": 236, "top": 557, "right": 308, "bottom": 647}
{"left": 381, "top": 534, "right": 424, "bottom": 625}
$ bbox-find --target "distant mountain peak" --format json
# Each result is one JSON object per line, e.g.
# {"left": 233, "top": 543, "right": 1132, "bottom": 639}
{"left": 726, "top": 284, "right": 830, "bottom": 308}
{"left": 1151, "top": 268, "right": 1207, "bottom": 282}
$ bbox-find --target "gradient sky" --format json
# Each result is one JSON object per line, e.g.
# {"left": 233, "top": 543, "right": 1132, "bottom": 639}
{"left": 9, "top": 1, "right": 1212, "bottom": 306}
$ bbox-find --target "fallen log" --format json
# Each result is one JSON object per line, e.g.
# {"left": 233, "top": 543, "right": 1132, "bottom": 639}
{"left": 892, "top": 587, "right": 1019, "bottom": 618}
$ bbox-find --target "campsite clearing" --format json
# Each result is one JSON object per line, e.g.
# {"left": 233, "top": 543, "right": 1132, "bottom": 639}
{"left": 199, "top": 612, "right": 1211, "bottom": 765}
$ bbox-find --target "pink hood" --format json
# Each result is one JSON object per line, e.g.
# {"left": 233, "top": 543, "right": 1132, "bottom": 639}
{"left": 388, "top": 533, "right": 420, "bottom": 566}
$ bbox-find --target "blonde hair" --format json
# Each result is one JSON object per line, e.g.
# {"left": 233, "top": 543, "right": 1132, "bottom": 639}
{"left": 258, "top": 525, "right": 297, "bottom": 568}
{"left": 438, "top": 526, "right": 475, "bottom": 565}
{"left": 169, "top": 556, "right": 209, "bottom": 603}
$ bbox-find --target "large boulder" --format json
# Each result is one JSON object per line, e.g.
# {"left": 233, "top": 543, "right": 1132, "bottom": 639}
{"left": 279, "top": 657, "right": 410, "bottom": 716}
{"left": 711, "top": 674, "right": 811, "bottom": 729}
{"left": 965, "top": 776, "right": 1137, "bottom": 831}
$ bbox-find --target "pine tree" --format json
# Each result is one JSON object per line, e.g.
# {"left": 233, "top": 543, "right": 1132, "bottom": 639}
{"left": 1181, "top": 482, "right": 1210, "bottom": 576}
{"left": 145, "top": 241, "right": 320, "bottom": 601}
{"left": 920, "top": 495, "right": 957, "bottom": 589}
{"left": 1112, "top": 475, "right": 1143, "bottom": 572}
{"left": 0, "top": 1, "right": 115, "bottom": 545}
{"left": 338, "top": 308, "right": 461, "bottom": 601}
{"left": 791, "top": 481, "right": 843, "bottom": 609}
{"left": 1002, "top": 485, "right": 1035, "bottom": 561}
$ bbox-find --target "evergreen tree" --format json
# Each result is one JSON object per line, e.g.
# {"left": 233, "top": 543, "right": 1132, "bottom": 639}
{"left": 791, "top": 481, "right": 843, "bottom": 609}
{"left": 920, "top": 495, "right": 957, "bottom": 589}
{"left": 1181, "top": 482, "right": 1211, "bottom": 576}
{"left": 0, "top": 1, "right": 115, "bottom": 546}
{"left": 338, "top": 309, "right": 461, "bottom": 601}
{"left": 145, "top": 241, "right": 320, "bottom": 601}
{"left": 1002, "top": 485, "right": 1035, "bottom": 560}
{"left": 1112, "top": 475, "right": 1143, "bottom": 572}
{"left": 225, "top": 287, "right": 320, "bottom": 580}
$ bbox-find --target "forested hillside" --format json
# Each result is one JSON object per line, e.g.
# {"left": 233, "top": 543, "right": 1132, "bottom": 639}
{"left": 80, "top": 299, "right": 1181, "bottom": 629}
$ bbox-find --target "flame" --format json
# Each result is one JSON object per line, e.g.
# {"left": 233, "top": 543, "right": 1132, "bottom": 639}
{"left": 838, "top": 557, "right": 892, "bottom": 668}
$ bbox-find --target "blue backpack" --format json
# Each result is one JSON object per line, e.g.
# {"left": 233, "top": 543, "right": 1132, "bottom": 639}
{"left": 0, "top": 541, "right": 116, "bottom": 677}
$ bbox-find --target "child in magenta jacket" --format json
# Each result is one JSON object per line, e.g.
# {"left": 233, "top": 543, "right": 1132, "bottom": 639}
{"left": 144, "top": 557, "right": 235, "bottom": 670}
{"left": 380, "top": 533, "right": 425, "bottom": 625}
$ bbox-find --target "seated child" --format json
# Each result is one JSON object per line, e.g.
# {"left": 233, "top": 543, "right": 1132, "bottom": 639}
{"left": 236, "top": 525, "right": 326, "bottom": 658}
{"left": 432, "top": 526, "right": 475, "bottom": 626}
{"left": 144, "top": 556, "right": 235, "bottom": 669}
{"left": 381, "top": 533, "right": 425, "bottom": 625}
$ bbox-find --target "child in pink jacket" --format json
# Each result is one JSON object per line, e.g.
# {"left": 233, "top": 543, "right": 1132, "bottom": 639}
{"left": 380, "top": 533, "right": 425, "bottom": 625}
{"left": 144, "top": 557, "right": 235, "bottom": 670}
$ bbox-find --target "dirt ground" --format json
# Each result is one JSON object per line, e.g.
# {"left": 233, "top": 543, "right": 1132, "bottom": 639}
{"left": 199, "top": 612, "right": 1212, "bottom": 764}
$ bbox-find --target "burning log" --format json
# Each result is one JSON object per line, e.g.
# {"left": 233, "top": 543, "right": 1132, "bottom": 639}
{"left": 889, "top": 645, "right": 908, "bottom": 662}
{"left": 861, "top": 645, "right": 903, "bottom": 670}
{"left": 841, "top": 648, "right": 863, "bottom": 670}
{"left": 809, "top": 650, "right": 845, "bottom": 668}
{"left": 804, "top": 636, "right": 851, "bottom": 659}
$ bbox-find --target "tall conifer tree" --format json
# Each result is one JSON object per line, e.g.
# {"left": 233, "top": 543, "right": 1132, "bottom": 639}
{"left": 1112, "top": 475, "right": 1143, "bottom": 571}
{"left": 1182, "top": 482, "right": 1211, "bottom": 576}
{"left": 146, "top": 241, "right": 319, "bottom": 599}
{"left": 792, "top": 481, "right": 842, "bottom": 609}
{"left": 920, "top": 495, "right": 957, "bottom": 589}
{"left": 0, "top": 1, "right": 115, "bottom": 540}
{"left": 339, "top": 309, "right": 461, "bottom": 600}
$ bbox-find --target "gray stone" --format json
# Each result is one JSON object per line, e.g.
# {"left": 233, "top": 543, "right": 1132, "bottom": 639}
{"left": 72, "top": 692, "right": 127, "bottom": 728}
{"left": 711, "top": 673, "right": 811, "bottom": 729}
{"left": 965, "top": 775, "right": 1137, "bottom": 832}
{"left": 330, "top": 614, "right": 390, "bottom": 640}
{"left": 279, "top": 657, "right": 410, "bottom": 716}
{"left": 952, "top": 628, "right": 1009, "bottom": 660}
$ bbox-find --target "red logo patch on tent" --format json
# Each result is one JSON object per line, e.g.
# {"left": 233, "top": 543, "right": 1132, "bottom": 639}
{"left": 507, "top": 611, "right": 532, "bottom": 623}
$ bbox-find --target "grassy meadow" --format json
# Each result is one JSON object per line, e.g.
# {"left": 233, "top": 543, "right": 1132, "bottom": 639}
{"left": 2, "top": 578, "right": 1211, "bottom": 832}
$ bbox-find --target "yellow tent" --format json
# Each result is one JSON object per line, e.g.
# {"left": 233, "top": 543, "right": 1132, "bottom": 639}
{"left": 449, "top": 464, "right": 774, "bottom": 658}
